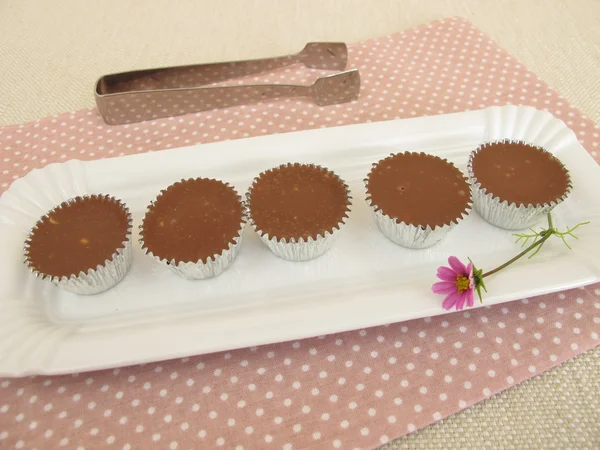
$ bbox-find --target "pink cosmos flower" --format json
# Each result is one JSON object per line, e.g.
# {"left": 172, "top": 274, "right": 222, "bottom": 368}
{"left": 432, "top": 256, "right": 475, "bottom": 311}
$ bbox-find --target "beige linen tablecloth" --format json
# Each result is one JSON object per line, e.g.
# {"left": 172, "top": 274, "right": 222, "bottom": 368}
{"left": 1, "top": 1, "right": 599, "bottom": 448}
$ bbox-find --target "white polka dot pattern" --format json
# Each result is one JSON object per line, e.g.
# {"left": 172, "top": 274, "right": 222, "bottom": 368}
{"left": 1, "top": 17, "right": 599, "bottom": 450}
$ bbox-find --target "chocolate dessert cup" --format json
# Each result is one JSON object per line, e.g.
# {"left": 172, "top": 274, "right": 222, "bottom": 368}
{"left": 365, "top": 152, "right": 471, "bottom": 249}
{"left": 468, "top": 140, "right": 572, "bottom": 230}
{"left": 24, "top": 194, "right": 133, "bottom": 294}
{"left": 139, "top": 178, "right": 246, "bottom": 279}
{"left": 246, "top": 163, "right": 352, "bottom": 261}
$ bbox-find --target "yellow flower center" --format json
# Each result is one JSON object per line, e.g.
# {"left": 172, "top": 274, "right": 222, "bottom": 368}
{"left": 455, "top": 275, "right": 470, "bottom": 293}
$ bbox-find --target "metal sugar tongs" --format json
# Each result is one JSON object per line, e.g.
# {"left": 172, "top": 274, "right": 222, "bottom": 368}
{"left": 95, "top": 42, "right": 360, "bottom": 125}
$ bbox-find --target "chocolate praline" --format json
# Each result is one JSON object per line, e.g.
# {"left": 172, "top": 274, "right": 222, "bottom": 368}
{"left": 468, "top": 140, "right": 571, "bottom": 230}
{"left": 247, "top": 163, "right": 351, "bottom": 261}
{"left": 248, "top": 163, "right": 351, "bottom": 241}
{"left": 24, "top": 194, "right": 132, "bottom": 294}
{"left": 365, "top": 152, "right": 471, "bottom": 248}
{"left": 139, "top": 178, "right": 246, "bottom": 279}
{"left": 470, "top": 141, "right": 570, "bottom": 206}
{"left": 366, "top": 152, "right": 470, "bottom": 227}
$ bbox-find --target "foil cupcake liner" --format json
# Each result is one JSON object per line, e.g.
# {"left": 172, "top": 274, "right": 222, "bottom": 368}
{"left": 246, "top": 163, "right": 352, "bottom": 261}
{"left": 365, "top": 198, "right": 467, "bottom": 249}
{"left": 365, "top": 152, "right": 472, "bottom": 249}
{"left": 23, "top": 194, "right": 133, "bottom": 295}
{"left": 468, "top": 139, "right": 572, "bottom": 230}
{"left": 252, "top": 221, "right": 347, "bottom": 261}
{"left": 139, "top": 179, "right": 247, "bottom": 280}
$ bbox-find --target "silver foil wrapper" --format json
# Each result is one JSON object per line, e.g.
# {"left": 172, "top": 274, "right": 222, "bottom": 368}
{"left": 252, "top": 219, "right": 347, "bottom": 261}
{"left": 364, "top": 152, "right": 472, "bottom": 249}
{"left": 139, "top": 179, "right": 247, "bottom": 280}
{"left": 366, "top": 198, "right": 467, "bottom": 249}
{"left": 468, "top": 139, "right": 572, "bottom": 230}
{"left": 24, "top": 194, "right": 133, "bottom": 295}
{"left": 247, "top": 163, "right": 352, "bottom": 262}
{"left": 141, "top": 230, "right": 245, "bottom": 280}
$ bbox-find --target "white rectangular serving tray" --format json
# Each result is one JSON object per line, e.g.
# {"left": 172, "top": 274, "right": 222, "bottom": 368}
{"left": 1, "top": 105, "right": 600, "bottom": 376}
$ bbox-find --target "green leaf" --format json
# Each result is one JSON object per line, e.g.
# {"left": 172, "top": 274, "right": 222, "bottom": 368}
{"left": 475, "top": 284, "right": 484, "bottom": 303}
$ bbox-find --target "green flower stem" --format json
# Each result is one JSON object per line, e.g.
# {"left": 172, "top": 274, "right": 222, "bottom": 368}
{"left": 481, "top": 214, "right": 554, "bottom": 279}
{"left": 462, "top": 213, "right": 588, "bottom": 304}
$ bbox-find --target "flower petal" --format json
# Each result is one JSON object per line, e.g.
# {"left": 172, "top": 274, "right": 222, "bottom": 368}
{"left": 432, "top": 281, "right": 457, "bottom": 295}
{"left": 436, "top": 266, "right": 456, "bottom": 282}
{"left": 455, "top": 292, "right": 468, "bottom": 310}
{"left": 465, "top": 288, "right": 475, "bottom": 307}
{"left": 466, "top": 262, "right": 474, "bottom": 288}
{"left": 441, "top": 291, "right": 461, "bottom": 310}
{"left": 448, "top": 256, "right": 468, "bottom": 276}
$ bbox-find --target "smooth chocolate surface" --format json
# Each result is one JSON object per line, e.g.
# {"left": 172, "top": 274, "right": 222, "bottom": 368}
{"left": 249, "top": 163, "right": 350, "bottom": 240}
{"left": 26, "top": 196, "right": 129, "bottom": 278}
{"left": 141, "top": 178, "right": 243, "bottom": 263}
{"left": 366, "top": 152, "right": 470, "bottom": 227}
{"left": 472, "top": 142, "right": 569, "bottom": 205}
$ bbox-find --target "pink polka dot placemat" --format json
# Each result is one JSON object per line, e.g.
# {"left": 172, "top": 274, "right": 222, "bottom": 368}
{"left": 1, "top": 17, "right": 599, "bottom": 450}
